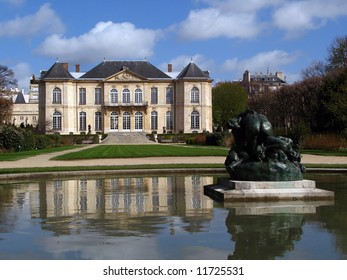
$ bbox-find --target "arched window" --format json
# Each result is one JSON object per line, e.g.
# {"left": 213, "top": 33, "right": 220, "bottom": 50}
{"left": 191, "top": 86, "right": 199, "bottom": 103}
{"left": 95, "top": 112, "right": 102, "bottom": 131}
{"left": 110, "top": 89, "right": 118, "bottom": 104}
{"left": 135, "top": 88, "right": 142, "bottom": 104}
{"left": 191, "top": 110, "right": 200, "bottom": 129}
{"left": 166, "top": 111, "right": 173, "bottom": 130}
{"left": 151, "top": 111, "right": 158, "bottom": 130}
{"left": 123, "top": 112, "right": 131, "bottom": 130}
{"left": 110, "top": 112, "right": 118, "bottom": 130}
{"left": 79, "top": 112, "right": 86, "bottom": 131}
{"left": 135, "top": 112, "right": 143, "bottom": 130}
{"left": 52, "top": 87, "right": 61, "bottom": 104}
{"left": 52, "top": 111, "right": 62, "bottom": 130}
{"left": 122, "top": 88, "right": 130, "bottom": 104}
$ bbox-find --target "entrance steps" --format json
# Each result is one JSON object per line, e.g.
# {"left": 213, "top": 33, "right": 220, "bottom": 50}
{"left": 101, "top": 132, "right": 155, "bottom": 144}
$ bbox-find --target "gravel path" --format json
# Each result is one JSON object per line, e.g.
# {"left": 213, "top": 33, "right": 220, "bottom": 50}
{"left": 0, "top": 145, "right": 347, "bottom": 169}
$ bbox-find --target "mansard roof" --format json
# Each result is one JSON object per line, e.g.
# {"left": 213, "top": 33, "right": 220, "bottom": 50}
{"left": 41, "top": 62, "right": 75, "bottom": 80}
{"left": 80, "top": 60, "right": 171, "bottom": 79}
{"left": 176, "top": 62, "right": 210, "bottom": 80}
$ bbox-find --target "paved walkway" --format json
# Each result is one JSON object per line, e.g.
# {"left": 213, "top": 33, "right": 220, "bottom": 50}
{"left": 0, "top": 145, "right": 347, "bottom": 169}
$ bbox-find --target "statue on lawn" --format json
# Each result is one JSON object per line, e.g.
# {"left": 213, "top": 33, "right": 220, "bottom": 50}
{"left": 225, "top": 110, "right": 305, "bottom": 181}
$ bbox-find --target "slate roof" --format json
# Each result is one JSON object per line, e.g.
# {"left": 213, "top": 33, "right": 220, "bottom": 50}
{"left": 176, "top": 62, "right": 210, "bottom": 79}
{"left": 80, "top": 61, "right": 171, "bottom": 79}
{"left": 41, "top": 62, "right": 75, "bottom": 80}
{"left": 14, "top": 91, "right": 26, "bottom": 104}
{"left": 250, "top": 73, "right": 286, "bottom": 84}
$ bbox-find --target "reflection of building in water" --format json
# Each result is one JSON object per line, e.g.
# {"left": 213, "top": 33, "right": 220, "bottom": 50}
{"left": 35, "top": 175, "right": 214, "bottom": 218}
{"left": 4, "top": 175, "right": 214, "bottom": 237}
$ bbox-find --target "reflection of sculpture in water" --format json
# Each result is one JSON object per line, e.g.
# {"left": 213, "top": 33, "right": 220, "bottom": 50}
{"left": 225, "top": 110, "right": 305, "bottom": 181}
{"left": 225, "top": 211, "right": 304, "bottom": 260}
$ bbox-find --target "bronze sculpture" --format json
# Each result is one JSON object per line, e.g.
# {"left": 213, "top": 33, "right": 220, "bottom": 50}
{"left": 225, "top": 110, "right": 305, "bottom": 181}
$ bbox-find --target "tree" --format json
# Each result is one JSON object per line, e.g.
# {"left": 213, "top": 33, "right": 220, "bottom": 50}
{"left": 0, "top": 65, "right": 17, "bottom": 125}
{"left": 0, "top": 65, "right": 17, "bottom": 89}
{"left": 301, "top": 60, "right": 326, "bottom": 79}
{"left": 212, "top": 82, "right": 248, "bottom": 130}
{"left": 0, "top": 98, "right": 13, "bottom": 124}
{"left": 327, "top": 35, "right": 347, "bottom": 69}
{"left": 315, "top": 66, "right": 347, "bottom": 132}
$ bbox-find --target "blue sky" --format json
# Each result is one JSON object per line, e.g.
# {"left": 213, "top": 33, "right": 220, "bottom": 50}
{"left": 1, "top": 0, "right": 347, "bottom": 92}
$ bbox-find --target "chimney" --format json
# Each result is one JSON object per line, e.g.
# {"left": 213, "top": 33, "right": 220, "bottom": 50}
{"left": 275, "top": 71, "right": 284, "bottom": 80}
{"left": 168, "top": 64, "right": 172, "bottom": 73}
{"left": 62, "top": 63, "right": 69, "bottom": 71}
{"left": 75, "top": 64, "right": 80, "bottom": 72}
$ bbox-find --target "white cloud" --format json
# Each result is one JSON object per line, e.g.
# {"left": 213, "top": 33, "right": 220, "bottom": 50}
{"left": 162, "top": 54, "right": 213, "bottom": 72}
{"left": 0, "top": 3, "right": 65, "bottom": 38}
{"left": 36, "top": 21, "right": 161, "bottom": 63}
{"left": 178, "top": 7, "right": 260, "bottom": 40}
{"left": 223, "top": 50, "right": 300, "bottom": 77}
{"left": 179, "top": 0, "right": 347, "bottom": 40}
{"left": 273, "top": 0, "right": 347, "bottom": 36}
{"left": 11, "top": 62, "right": 32, "bottom": 92}
{"left": 1, "top": 0, "right": 26, "bottom": 5}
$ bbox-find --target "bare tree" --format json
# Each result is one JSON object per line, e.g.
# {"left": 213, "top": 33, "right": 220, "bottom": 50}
{"left": 0, "top": 65, "right": 17, "bottom": 90}
{"left": 301, "top": 60, "right": 326, "bottom": 79}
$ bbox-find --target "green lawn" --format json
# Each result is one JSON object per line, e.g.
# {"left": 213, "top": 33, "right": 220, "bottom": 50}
{"left": 301, "top": 150, "right": 347, "bottom": 157}
{"left": 52, "top": 144, "right": 229, "bottom": 160}
{"left": 0, "top": 145, "right": 81, "bottom": 161}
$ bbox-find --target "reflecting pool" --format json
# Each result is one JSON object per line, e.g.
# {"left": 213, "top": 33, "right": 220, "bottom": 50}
{"left": 0, "top": 172, "right": 346, "bottom": 260}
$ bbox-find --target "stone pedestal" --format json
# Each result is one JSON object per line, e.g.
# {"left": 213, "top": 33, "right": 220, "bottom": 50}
{"left": 204, "top": 178, "right": 334, "bottom": 202}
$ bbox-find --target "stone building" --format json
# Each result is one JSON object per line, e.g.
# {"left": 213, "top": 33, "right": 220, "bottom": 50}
{"left": 11, "top": 84, "right": 39, "bottom": 127}
{"left": 37, "top": 60, "right": 213, "bottom": 135}
{"left": 242, "top": 70, "right": 286, "bottom": 95}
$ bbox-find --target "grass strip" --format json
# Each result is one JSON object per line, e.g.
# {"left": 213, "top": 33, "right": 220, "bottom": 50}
{"left": 52, "top": 145, "right": 228, "bottom": 160}
{"left": 0, "top": 163, "right": 225, "bottom": 174}
{"left": 301, "top": 150, "right": 347, "bottom": 156}
{"left": 0, "top": 163, "right": 346, "bottom": 176}
{"left": 0, "top": 145, "right": 82, "bottom": 161}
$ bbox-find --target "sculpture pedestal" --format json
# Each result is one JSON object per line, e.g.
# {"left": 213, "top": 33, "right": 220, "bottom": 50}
{"left": 204, "top": 178, "right": 334, "bottom": 202}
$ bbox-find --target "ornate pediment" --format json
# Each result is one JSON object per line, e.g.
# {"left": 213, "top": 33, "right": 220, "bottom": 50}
{"left": 106, "top": 70, "right": 144, "bottom": 82}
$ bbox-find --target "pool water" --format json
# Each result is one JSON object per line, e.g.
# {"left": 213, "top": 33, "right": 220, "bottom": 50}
{"left": 0, "top": 172, "right": 346, "bottom": 260}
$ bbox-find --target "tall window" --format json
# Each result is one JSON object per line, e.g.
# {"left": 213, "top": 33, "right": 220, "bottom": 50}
{"left": 79, "top": 88, "right": 86, "bottom": 105}
{"left": 151, "top": 111, "right": 158, "bottom": 130}
{"left": 166, "top": 86, "right": 173, "bottom": 104}
{"left": 95, "top": 88, "right": 101, "bottom": 104}
{"left": 52, "top": 87, "right": 61, "bottom": 104}
{"left": 151, "top": 87, "right": 158, "bottom": 104}
{"left": 123, "top": 112, "right": 131, "bottom": 130}
{"left": 95, "top": 112, "right": 102, "bottom": 131}
{"left": 110, "top": 89, "right": 118, "bottom": 104}
{"left": 52, "top": 111, "right": 62, "bottom": 130}
{"left": 135, "top": 112, "right": 143, "bottom": 130}
{"left": 79, "top": 112, "right": 86, "bottom": 131}
{"left": 191, "top": 110, "right": 200, "bottom": 129}
{"left": 191, "top": 86, "right": 199, "bottom": 103}
{"left": 166, "top": 111, "right": 173, "bottom": 130}
{"left": 110, "top": 112, "right": 118, "bottom": 130}
{"left": 123, "top": 88, "right": 130, "bottom": 104}
{"left": 135, "top": 88, "right": 142, "bottom": 104}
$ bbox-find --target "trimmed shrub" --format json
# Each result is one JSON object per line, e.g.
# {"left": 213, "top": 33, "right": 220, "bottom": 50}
{"left": 0, "top": 125, "right": 24, "bottom": 151}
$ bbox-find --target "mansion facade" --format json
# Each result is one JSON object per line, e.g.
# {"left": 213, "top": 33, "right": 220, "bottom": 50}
{"left": 36, "top": 60, "right": 213, "bottom": 135}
